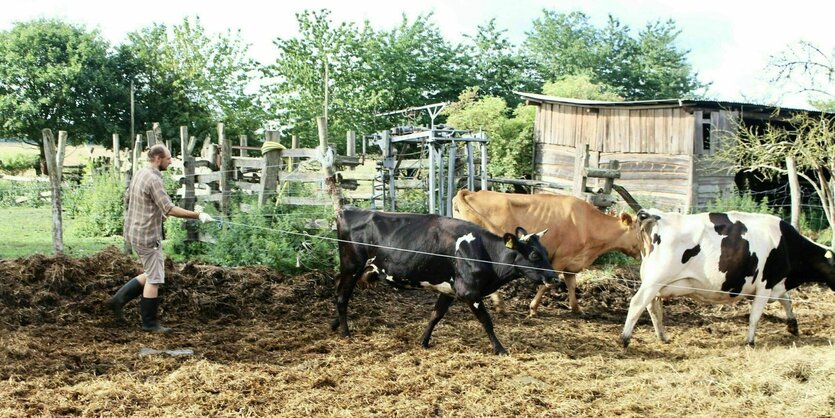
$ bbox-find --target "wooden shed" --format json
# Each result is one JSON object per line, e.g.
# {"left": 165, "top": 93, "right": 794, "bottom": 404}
{"left": 519, "top": 93, "right": 809, "bottom": 212}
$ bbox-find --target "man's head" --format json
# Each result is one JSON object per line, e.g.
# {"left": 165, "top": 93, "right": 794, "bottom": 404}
{"left": 148, "top": 144, "right": 172, "bottom": 171}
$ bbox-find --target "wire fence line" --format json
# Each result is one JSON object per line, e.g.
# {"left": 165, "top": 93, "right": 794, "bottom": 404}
{"left": 215, "top": 218, "right": 835, "bottom": 308}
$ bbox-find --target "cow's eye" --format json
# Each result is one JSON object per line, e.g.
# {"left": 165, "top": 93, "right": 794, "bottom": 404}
{"left": 529, "top": 252, "right": 540, "bottom": 261}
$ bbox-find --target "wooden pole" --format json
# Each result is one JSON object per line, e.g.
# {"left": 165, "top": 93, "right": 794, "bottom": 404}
{"left": 290, "top": 134, "right": 299, "bottom": 172}
{"left": 180, "top": 127, "right": 197, "bottom": 242}
{"left": 152, "top": 122, "right": 163, "bottom": 150}
{"left": 573, "top": 144, "right": 590, "bottom": 199}
{"left": 132, "top": 134, "right": 143, "bottom": 175}
{"left": 42, "top": 129, "right": 64, "bottom": 255}
{"left": 259, "top": 149, "right": 281, "bottom": 207}
{"left": 218, "top": 123, "right": 232, "bottom": 217}
{"left": 112, "top": 134, "right": 121, "bottom": 174}
{"left": 146, "top": 129, "right": 156, "bottom": 147}
{"left": 317, "top": 116, "right": 328, "bottom": 153}
{"left": 56, "top": 131, "right": 67, "bottom": 182}
{"left": 239, "top": 135, "right": 248, "bottom": 157}
{"left": 317, "top": 117, "right": 343, "bottom": 213}
{"left": 786, "top": 156, "right": 801, "bottom": 229}
{"left": 347, "top": 130, "right": 356, "bottom": 171}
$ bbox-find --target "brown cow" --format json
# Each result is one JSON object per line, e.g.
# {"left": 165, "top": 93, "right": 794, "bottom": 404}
{"left": 452, "top": 189, "right": 642, "bottom": 315}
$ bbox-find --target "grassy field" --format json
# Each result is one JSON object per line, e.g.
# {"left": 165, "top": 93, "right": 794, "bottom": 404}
{"left": 0, "top": 207, "right": 121, "bottom": 258}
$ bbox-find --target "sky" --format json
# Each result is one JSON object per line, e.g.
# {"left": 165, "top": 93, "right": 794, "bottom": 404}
{"left": 3, "top": 0, "right": 833, "bottom": 110}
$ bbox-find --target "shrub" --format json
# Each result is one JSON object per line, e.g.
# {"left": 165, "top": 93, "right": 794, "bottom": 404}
{"left": 0, "top": 154, "right": 38, "bottom": 175}
{"left": 705, "top": 189, "right": 774, "bottom": 215}
{"left": 166, "top": 200, "right": 338, "bottom": 273}
{"left": 0, "top": 179, "right": 51, "bottom": 207}
{"left": 65, "top": 172, "right": 125, "bottom": 237}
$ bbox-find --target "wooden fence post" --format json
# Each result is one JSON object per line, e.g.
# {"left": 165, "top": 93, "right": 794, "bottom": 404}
{"left": 786, "top": 156, "right": 801, "bottom": 229}
{"left": 347, "top": 130, "right": 355, "bottom": 171}
{"left": 290, "top": 134, "right": 299, "bottom": 171}
{"left": 317, "top": 116, "right": 343, "bottom": 213}
{"left": 112, "top": 134, "right": 121, "bottom": 174}
{"left": 146, "top": 129, "right": 156, "bottom": 147}
{"left": 42, "top": 129, "right": 65, "bottom": 255}
{"left": 180, "top": 126, "right": 197, "bottom": 242}
{"left": 152, "top": 122, "right": 163, "bottom": 149}
{"left": 259, "top": 147, "right": 281, "bottom": 207}
{"left": 218, "top": 123, "right": 232, "bottom": 217}
{"left": 239, "top": 135, "right": 248, "bottom": 157}
{"left": 132, "top": 134, "right": 143, "bottom": 175}
{"left": 56, "top": 131, "right": 67, "bottom": 181}
{"left": 573, "top": 144, "right": 590, "bottom": 199}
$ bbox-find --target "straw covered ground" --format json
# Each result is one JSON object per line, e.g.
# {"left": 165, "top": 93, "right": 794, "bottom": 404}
{"left": 0, "top": 247, "right": 833, "bottom": 417}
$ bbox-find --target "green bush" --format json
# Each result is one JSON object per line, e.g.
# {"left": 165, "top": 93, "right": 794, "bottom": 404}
{"left": 0, "top": 179, "right": 51, "bottom": 207}
{"left": 0, "top": 154, "right": 38, "bottom": 175}
{"left": 705, "top": 189, "right": 774, "bottom": 215}
{"left": 65, "top": 172, "right": 125, "bottom": 237}
{"left": 166, "top": 200, "right": 338, "bottom": 273}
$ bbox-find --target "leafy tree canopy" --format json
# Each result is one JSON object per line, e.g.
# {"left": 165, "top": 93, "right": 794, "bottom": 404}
{"left": 525, "top": 11, "right": 706, "bottom": 100}
{"left": 0, "top": 19, "right": 120, "bottom": 147}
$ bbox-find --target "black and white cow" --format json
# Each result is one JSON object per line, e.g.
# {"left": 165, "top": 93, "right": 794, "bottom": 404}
{"left": 331, "top": 208, "right": 558, "bottom": 355}
{"left": 620, "top": 208, "right": 835, "bottom": 348}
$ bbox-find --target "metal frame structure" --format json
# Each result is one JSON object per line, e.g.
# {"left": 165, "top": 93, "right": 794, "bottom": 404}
{"left": 374, "top": 127, "right": 488, "bottom": 215}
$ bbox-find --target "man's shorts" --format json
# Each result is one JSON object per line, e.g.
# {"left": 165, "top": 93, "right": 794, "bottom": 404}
{"left": 133, "top": 241, "right": 165, "bottom": 284}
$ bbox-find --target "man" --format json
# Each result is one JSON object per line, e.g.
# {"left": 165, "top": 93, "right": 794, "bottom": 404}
{"left": 107, "top": 144, "right": 214, "bottom": 333}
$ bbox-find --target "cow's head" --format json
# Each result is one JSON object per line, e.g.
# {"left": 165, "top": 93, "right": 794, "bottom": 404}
{"left": 617, "top": 212, "right": 643, "bottom": 257}
{"left": 503, "top": 227, "right": 559, "bottom": 285}
{"left": 824, "top": 249, "right": 835, "bottom": 290}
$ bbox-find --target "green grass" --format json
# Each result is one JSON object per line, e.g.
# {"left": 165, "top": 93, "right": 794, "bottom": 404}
{"left": 0, "top": 207, "right": 122, "bottom": 258}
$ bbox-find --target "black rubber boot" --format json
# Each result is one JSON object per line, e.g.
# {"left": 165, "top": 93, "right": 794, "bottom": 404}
{"left": 140, "top": 297, "right": 171, "bottom": 333}
{"left": 106, "top": 277, "right": 143, "bottom": 323}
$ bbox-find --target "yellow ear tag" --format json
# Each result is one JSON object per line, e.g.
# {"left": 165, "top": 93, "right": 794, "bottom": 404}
{"left": 505, "top": 240, "right": 514, "bottom": 249}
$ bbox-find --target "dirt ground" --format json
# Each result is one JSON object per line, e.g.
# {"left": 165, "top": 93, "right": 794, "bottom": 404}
{"left": 1, "top": 247, "right": 833, "bottom": 417}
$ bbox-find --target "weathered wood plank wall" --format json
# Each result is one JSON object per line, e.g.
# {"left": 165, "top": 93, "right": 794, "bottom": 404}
{"left": 534, "top": 104, "right": 737, "bottom": 212}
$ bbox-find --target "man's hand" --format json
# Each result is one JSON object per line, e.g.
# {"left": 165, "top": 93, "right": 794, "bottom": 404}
{"left": 198, "top": 212, "right": 215, "bottom": 224}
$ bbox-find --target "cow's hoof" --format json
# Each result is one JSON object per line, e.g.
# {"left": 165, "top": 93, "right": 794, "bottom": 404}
{"left": 787, "top": 318, "right": 799, "bottom": 336}
{"left": 620, "top": 335, "right": 630, "bottom": 349}
{"left": 527, "top": 311, "right": 538, "bottom": 318}
{"left": 746, "top": 340, "right": 756, "bottom": 348}
{"left": 495, "top": 348, "right": 509, "bottom": 356}
{"left": 329, "top": 318, "right": 340, "bottom": 331}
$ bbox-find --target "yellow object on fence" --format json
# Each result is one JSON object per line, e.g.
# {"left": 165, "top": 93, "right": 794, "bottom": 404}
{"left": 260, "top": 141, "right": 286, "bottom": 154}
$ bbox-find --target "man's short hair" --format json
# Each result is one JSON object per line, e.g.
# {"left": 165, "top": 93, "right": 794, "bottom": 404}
{"left": 148, "top": 144, "right": 169, "bottom": 161}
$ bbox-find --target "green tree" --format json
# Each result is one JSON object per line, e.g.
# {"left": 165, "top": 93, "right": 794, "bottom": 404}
{"left": 444, "top": 88, "right": 536, "bottom": 179}
{"left": 0, "top": 19, "right": 122, "bottom": 167}
{"left": 463, "top": 19, "right": 538, "bottom": 107}
{"left": 525, "top": 11, "right": 705, "bottom": 100}
{"left": 116, "top": 16, "right": 263, "bottom": 149}
{"left": 542, "top": 72, "right": 623, "bottom": 100}
{"left": 264, "top": 10, "right": 475, "bottom": 151}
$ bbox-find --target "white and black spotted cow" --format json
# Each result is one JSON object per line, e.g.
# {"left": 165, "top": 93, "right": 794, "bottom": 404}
{"left": 331, "top": 208, "right": 558, "bottom": 355}
{"left": 620, "top": 208, "right": 835, "bottom": 348}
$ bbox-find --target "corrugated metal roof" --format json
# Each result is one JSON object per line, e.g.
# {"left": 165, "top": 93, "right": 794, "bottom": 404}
{"left": 515, "top": 92, "right": 824, "bottom": 116}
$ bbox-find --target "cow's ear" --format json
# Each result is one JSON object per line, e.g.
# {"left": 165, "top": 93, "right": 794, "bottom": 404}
{"left": 620, "top": 212, "right": 633, "bottom": 226}
{"left": 504, "top": 233, "right": 517, "bottom": 249}
{"left": 515, "top": 227, "right": 528, "bottom": 238}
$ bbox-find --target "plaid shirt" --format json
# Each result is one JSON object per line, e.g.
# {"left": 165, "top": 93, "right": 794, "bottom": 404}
{"left": 124, "top": 166, "right": 175, "bottom": 247}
